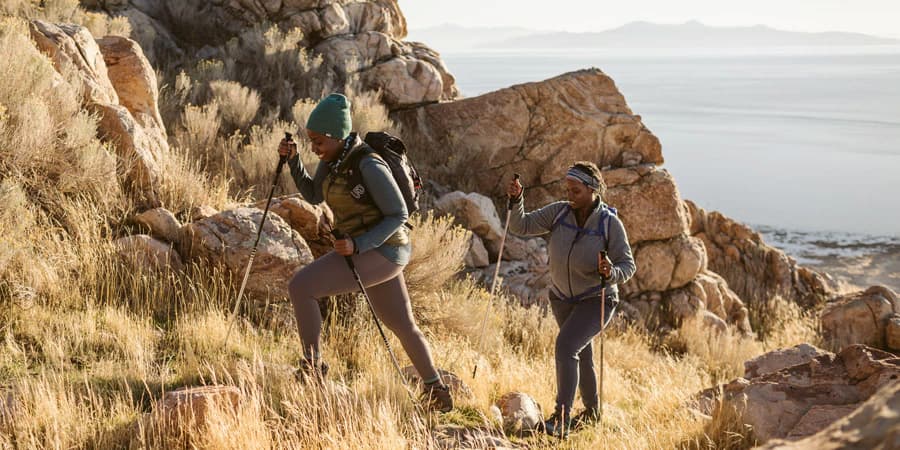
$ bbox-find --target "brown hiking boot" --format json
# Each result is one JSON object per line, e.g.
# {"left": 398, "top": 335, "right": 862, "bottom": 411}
{"left": 420, "top": 383, "right": 453, "bottom": 413}
{"left": 294, "top": 358, "right": 329, "bottom": 383}
{"left": 570, "top": 407, "right": 600, "bottom": 430}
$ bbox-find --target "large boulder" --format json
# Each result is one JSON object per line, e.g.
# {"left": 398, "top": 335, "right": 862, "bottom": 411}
{"left": 604, "top": 166, "right": 690, "bottom": 244}
{"left": 178, "top": 208, "right": 314, "bottom": 299}
{"left": 315, "top": 31, "right": 393, "bottom": 74}
{"left": 622, "top": 270, "right": 751, "bottom": 334}
{"left": 255, "top": 195, "right": 334, "bottom": 258}
{"left": 686, "top": 200, "right": 832, "bottom": 309}
{"left": 28, "top": 20, "right": 118, "bottom": 105}
{"left": 433, "top": 191, "right": 529, "bottom": 261}
{"left": 756, "top": 382, "right": 900, "bottom": 450}
{"left": 629, "top": 234, "right": 707, "bottom": 292}
{"left": 96, "top": 35, "right": 165, "bottom": 132}
{"left": 395, "top": 69, "right": 663, "bottom": 208}
{"left": 744, "top": 344, "right": 830, "bottom": 379}
{"left": 712, "top": 345, "right": 900, "bottom": 443}
{"left": 820, "top": 286, "right": 899, "bottom": 352}
{"left": 358, "top": 55, "right": 446, "bottom": 109}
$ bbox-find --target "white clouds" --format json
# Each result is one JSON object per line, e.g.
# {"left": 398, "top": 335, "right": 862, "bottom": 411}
{"left": 399, "top": 0, "right": 900, "bottom": 38}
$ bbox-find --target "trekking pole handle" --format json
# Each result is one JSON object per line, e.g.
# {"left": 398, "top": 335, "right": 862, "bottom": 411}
{"left": 330, "top": 229, "right": 356, "bottom": 270}
{"left": 507, "top": 173, "right": 521, "bottom": 210}
{"left": 279, "top": 132, "right": 292, "bottom": 166}
{"left": 599, "top": 251, "right": 610, "bottom": 286}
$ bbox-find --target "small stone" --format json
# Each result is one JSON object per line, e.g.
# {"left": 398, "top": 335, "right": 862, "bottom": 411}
{"left": 885, "top": 315, "right": 900, "bottom": 351}
{"left": 160, "top": 385, "right": 242, "bottom": 425}
{"left": 495, "top": 392, "right": 543, "bottom": 435}
{"left": 115, "top": 234, "right": 183, "bottom": 272}
{"left": 464, "top": 234, "right": 490, "bottom": 268}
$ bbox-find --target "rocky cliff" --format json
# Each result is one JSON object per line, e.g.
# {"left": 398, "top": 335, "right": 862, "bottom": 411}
{"left": 83, "top": 0, "right": 457, "bottom": 109}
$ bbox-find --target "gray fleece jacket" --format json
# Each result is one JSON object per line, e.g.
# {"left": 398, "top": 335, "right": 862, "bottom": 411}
{"left": 509, "top": 197, "right": 636, "bottom": 302}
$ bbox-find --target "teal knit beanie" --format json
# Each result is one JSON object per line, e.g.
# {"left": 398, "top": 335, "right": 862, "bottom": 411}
{"left": 306, "top": 93, "right": 352, "bottom": 140}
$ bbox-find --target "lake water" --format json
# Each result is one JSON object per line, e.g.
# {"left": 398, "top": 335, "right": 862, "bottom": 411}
{"left": 441, "top": 47, "right": 900, "bottom": 289}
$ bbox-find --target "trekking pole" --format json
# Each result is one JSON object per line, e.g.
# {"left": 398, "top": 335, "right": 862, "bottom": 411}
{"left": 472, "top": 173, "right": 520, "bottom": 379}
{"left": 599, "top": 251, "right": 609, "bottom": 422}
{"left": 221, "top": 132, "right": 291, "bottom": 350}
{"left": 330, "top": 230, "right": 418, "bottom": 404}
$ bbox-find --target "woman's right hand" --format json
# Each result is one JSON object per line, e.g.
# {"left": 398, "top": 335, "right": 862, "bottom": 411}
{"left": 507, "top": 176, "right": 523, "bottom": 199}
{"left": 278, "top": 138, "right": 297, "bottom": 159}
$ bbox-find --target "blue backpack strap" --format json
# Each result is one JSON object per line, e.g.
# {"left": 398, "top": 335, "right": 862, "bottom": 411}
{"left": 550, "top": 204, "right": 572, "bottom": 232}
{"left": 596, "top": 205, "right": 617, "bottom": 240}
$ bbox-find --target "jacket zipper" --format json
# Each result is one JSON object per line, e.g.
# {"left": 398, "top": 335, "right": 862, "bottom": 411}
{"left": 565, "top": 208, "right": 581, "bottom": 297}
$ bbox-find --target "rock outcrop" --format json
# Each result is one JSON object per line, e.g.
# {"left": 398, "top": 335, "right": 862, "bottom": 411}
{"left": 820, "top": 285, "right": 899, "bottom": 352}
{"left": 28, "top": 20, "right": 166, "bottom": 207}
{"left": 686, "top": 200, "right": 832, "bottom": 308}
{"left": 710, "top": 344, "right": 900, "bottom": 443}
{"left": 396, "top": 69, "right": 662, "bottom": 207}
{"left": 178, "top": 208, "right": 314, "bottom": 299}
{"left": 756, "top": 382, "right": 900, "bottom": 450}
{"left": 85, "top": 0, "right": 456, "bottom": 109}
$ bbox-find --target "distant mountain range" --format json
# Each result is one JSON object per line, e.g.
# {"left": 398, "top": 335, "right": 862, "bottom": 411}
{"left": 408, "top": 21, "right": 900, "bottom": 52}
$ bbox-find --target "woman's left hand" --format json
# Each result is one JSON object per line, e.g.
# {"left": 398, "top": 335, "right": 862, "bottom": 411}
{"left": 598, "top": 253, "right": 612, "bottom": 279}
{"left": 335, "top": 238, "right": 355, "bottom": 256}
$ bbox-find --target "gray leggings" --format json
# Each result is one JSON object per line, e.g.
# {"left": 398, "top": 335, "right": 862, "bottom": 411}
{"left": 287, "top": 250, "right": 440, "bottom": 382}
{"left": 550, "top": 293, "right": 617, "bottom": 414}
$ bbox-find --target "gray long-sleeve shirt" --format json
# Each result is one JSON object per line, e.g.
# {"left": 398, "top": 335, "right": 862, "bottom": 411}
{"left": 286, "top": 147, "right": 411, "bottom": 265}
{"left": 509, "top": 197, "right": 636, "bottom": 301}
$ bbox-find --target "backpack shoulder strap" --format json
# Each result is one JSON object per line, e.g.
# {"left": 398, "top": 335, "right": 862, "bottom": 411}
{"left": 550, "top": 204, "right": 572, "bottom": 231}
{"left": 599, "top": 206, "right": 617, "bottom": 251}
{"left": 344, "top": 146, "right": 377, "bottom": 202}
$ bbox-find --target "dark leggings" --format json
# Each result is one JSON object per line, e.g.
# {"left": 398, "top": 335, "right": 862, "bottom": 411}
{"left": 550, "top": 293, "right": 617, "bottom": 414}
{"left": 287, "top": 250, "right": 440, "bottom": 382}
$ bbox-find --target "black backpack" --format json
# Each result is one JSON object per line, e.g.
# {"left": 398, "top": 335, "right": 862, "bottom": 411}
{"left": 345, "top": 131, "right": 423, "bottom": 219}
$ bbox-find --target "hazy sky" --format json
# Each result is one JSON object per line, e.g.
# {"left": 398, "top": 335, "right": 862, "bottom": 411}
{"left": 400, "top": 0, "right": 900, "bottom": 38}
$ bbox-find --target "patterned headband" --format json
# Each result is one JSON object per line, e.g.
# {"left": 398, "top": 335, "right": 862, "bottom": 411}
{"left": 566, "top": 167, "right": 600, "bottom": 191}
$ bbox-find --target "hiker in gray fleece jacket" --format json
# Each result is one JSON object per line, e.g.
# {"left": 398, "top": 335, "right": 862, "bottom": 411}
{"left": 506, "top": 161, "right": 636, "bottom": 433}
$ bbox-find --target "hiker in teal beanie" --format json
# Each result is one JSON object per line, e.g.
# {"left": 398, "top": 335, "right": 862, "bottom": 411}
{"left": 277, "top": 93, "right": 453, "bottom": 413}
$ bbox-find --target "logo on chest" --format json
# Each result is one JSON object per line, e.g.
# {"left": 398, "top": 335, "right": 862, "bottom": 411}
{"left": 350, "top": 183, "right": 366, "bottom": 200}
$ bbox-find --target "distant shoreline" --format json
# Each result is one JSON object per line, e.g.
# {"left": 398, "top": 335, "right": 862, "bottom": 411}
{"left": 435, "top": 45, "right": 900, "bottom": 58}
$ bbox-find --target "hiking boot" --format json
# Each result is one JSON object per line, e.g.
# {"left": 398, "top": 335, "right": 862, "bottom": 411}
{"left": 570, "top": 407, "right": 600, "bottom": 430}
{"left": 420, "top": 383, "right": 453, "bottom": 413}
{"left": 294, "top": 358, "right": 329, "bottom": 382}
{"left": 542, "top": 410, "right": 572, "bottom": 439}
